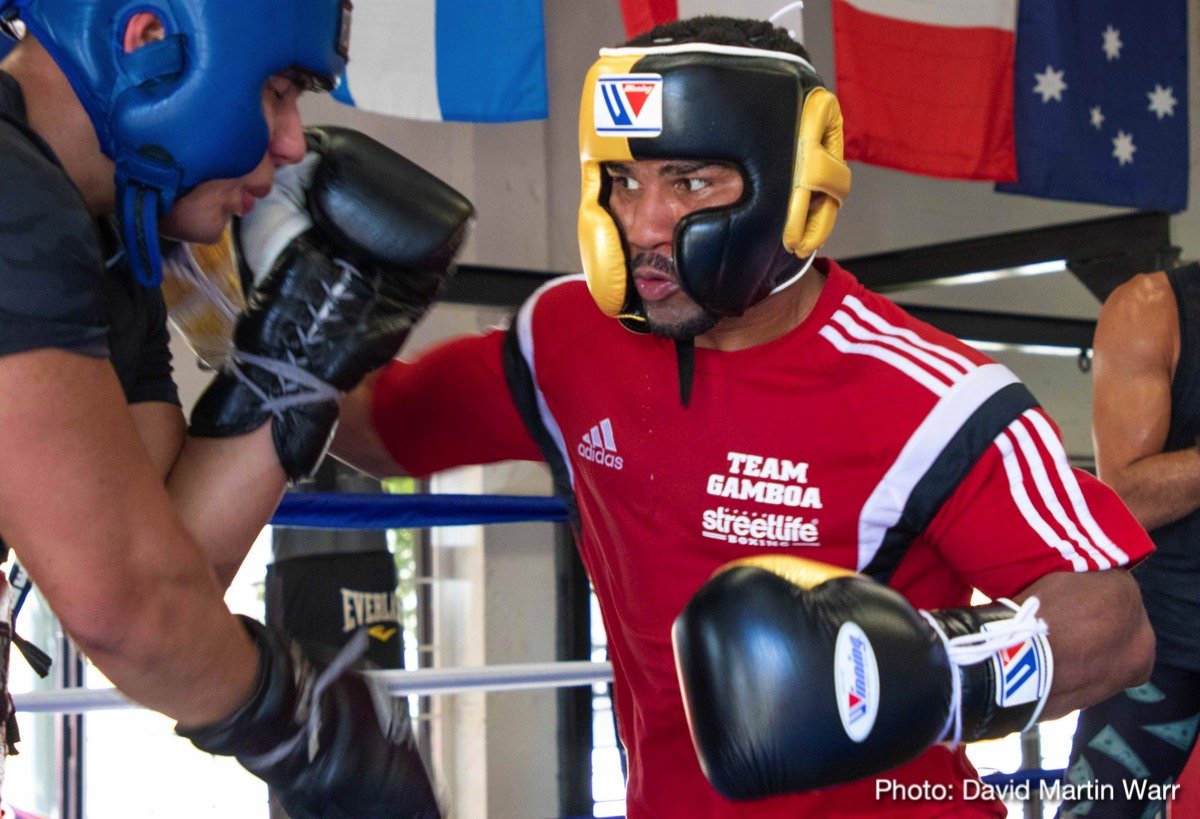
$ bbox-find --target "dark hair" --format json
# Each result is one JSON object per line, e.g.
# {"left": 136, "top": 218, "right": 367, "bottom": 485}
{"left": 623, "top": 15, "right": 811, "bottom": 63}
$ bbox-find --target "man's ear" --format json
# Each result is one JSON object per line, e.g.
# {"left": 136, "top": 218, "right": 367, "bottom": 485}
{"left": 122, "top": 11, "right": 165, "bottom": 53}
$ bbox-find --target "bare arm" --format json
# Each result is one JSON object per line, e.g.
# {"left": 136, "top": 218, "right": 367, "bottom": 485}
{"left": 166, "top": 428, "right": 285, "bottom": 588}
{"left": 129, "top": 402, "right": 286, "bottom": 589}
{"left": 0, "top": 349, "right": 256, "bottom": 725}
{"left": 1016, "top": 568, "right": 1153, "bottom": 720}
{"left": 331, "top": 371, "right": 409, "bottom": 479}
{"left": 128, "top": 401, "right": 186, "bottom": 479}
{"left": 1092, "top": 272, "right": 1200, "bottom": 531}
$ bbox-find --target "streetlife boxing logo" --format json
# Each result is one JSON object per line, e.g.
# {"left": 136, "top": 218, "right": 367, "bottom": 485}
{"left": 341, "top": 587, "right": 400, "bottom": 641}
{"left": 834, "top": 622, "right": 879, "bottom": 742}
{"left": 594, "top": 74, "right": 663, "bottom": 136}
{"left": 701, "top": 450, "right": 823, "bottom": 547}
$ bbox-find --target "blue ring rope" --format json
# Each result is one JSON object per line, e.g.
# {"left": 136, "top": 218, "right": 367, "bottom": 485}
{"left": 270, "top": 492, "right": 570, "bottom": 529}
{"left": 268, "top": 491, "right": 1064, "bottom": 788}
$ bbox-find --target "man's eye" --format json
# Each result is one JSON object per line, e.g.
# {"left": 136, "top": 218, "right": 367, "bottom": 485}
{"left": 683, "top": 178, "right": 708, "bottom": 192}
{"left": 611, "top": 176, "right": 639, "bottom": 191}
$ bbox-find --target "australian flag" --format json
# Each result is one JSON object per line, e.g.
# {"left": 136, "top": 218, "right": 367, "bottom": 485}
{"left": 996, "top": 0, "right": 1188, "bottom": 212}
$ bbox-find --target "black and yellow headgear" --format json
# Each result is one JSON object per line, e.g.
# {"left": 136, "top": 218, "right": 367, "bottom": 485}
{"left": 578, "top": 44, "right": 851, "bottom": 327}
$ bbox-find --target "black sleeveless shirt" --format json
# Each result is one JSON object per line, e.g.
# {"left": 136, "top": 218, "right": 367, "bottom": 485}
{"left": 1131, "top": 263, "right": 1200, "bottom": 670}
{"left": 0, "top": 69, "right": 177, "bottom": 405}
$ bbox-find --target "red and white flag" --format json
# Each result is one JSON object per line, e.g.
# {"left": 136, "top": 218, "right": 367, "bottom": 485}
{"left": 619, "top": 0, "right": 796, "bottom": 38}
{"left": 619, "top": 0, "right": 676, "bottom": 37}
{"left": 833, "top": 0, "right": 1018, "bottom": 181}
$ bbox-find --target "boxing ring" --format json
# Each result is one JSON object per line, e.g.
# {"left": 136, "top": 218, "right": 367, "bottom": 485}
{"left": 10, "top": 492, "right": 1066, "bottom": 802}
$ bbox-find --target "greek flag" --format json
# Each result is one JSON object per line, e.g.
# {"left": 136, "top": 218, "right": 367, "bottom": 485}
{"left": 333, "top": 0, "right": 548, "bottom": 123}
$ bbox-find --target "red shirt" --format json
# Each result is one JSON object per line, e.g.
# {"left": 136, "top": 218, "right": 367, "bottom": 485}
{"left": 372, "top": 259, "right": 1152, "bottom": 818}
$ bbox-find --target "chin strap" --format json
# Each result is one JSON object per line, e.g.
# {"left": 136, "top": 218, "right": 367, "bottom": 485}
{"left": 668, "top": 251, "right": 815, "bottom": 409}
{"left": 769, "top": 250, "right": 817, "bottom": 297}
{"left": 675, "top": 337, "right": 695, "bottom": 408}
{"left": 920, "top": 597, "right": 1049, "bottom": 749}
{"left": 119, "top": 183, "right": 163, "bottom": 287}
{"left": 115, "top": 153, "right": 184, "bottom": 289}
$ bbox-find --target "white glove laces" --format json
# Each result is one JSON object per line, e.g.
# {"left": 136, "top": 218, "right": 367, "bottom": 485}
{"left": 239, "top": 629, "right": 370, "bottom": 769}
{"left": 919, "top": 597, "right": 1048, "bottom": 749}
{"left": 226, "top": 261, "right": 363, "bottom": 415}
{"left": 228, "top": 352, "right": 341, "bottom": 414}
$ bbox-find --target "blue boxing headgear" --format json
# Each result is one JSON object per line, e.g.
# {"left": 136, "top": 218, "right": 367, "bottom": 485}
{"left": 578, "top": 44, "right": 851, "bottom": 329}
{"left": 0, "top": 0, "right": 351, "bottom": 287}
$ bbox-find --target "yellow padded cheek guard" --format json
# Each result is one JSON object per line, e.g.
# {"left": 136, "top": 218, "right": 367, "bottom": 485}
{"left": 578, "top": 162, "right": 631, "bottom": 318}
{"left": 784, "top": 88, "right": 853, "bottom": 258}
{"left": 578, "top": 55, "right": 638, "bottom": 319}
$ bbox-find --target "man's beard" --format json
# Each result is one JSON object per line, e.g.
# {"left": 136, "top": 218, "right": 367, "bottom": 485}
{"left": 633, "top": 252, "right": 721, "bottom": 339}
{"left": 646, "top": 309, "right": 720, "bottom": 340}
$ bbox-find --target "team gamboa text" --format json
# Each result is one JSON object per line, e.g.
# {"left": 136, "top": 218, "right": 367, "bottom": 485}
{"left": 876, "top": 778, "right": 1181, "bottom": 803}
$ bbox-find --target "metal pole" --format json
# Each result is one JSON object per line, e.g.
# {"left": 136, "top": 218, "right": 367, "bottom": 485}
{"left": 1021, "top": 726, "right": 1044, "bottom": 819}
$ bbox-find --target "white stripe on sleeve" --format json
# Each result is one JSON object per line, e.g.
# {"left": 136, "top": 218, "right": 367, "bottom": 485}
{"left": 831, "top": 309, "right": 968, "bottom": 383}
{"left": 1007, "top": 415, "right": 1113, "bottom": 570}
{"left": 994, "top": 428, "right": 1090, "bottom": 571}
{"left": 819, "top": 325, "right": 952, "bottom": 395}
{"left": 1024, "top": 410, "right": 1130, "bottom": 565}
{"left": 857, "top": 363, "right": 1020, "bottom": 569}
{"left": 841, "top": 295, "right": 977, "bottom": 372}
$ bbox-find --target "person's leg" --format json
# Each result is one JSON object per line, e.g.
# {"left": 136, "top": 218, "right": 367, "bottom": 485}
{"left": 1059, "top": 663, "right": 1200, "bottom": 818}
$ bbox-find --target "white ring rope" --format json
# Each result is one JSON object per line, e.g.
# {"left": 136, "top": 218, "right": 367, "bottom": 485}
{"left": 12, "top": 661, "right": 615, "bottom": 714}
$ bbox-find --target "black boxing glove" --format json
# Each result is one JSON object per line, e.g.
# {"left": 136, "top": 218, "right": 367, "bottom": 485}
{"left": 671, "top": 555, "right": 1052, "bottom": 800}
{"left": 177, "top": 617, "right": 440, "bottom": 819}
{"left": 188, "top": 126, "right": 474, "bottom": 481}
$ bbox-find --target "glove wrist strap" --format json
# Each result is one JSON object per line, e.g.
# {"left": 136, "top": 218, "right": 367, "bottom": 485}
{"left": 925, "top": 597, "right": 1053, "bottom": 747}
{"left": 239, "top": 630, "right": 370, "bottom": 770}
{"left": 176, "top": 616, "right": 292, "bottom": 757}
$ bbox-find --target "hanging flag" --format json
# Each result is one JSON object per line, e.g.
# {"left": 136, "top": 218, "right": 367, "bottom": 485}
{"left": 831, "top": 0, "right": 1018, "bottom": 181}
{"left": 333, "top": 0, "right": 548, "bottom": 123}
{"left": 996, "top": 0, "right": 1188, "bottom": 212}
{"left": 620, "top": 0, "right": 677, "bottom": 37}
{"left": 618, "top": 1, "right": 798, "bottom": 39}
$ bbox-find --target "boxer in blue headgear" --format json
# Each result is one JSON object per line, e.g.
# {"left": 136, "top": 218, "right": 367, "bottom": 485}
{"left": 0, "top": 1, "right": 459, "bottom": 814}
{"left": 1, "top": 0, "right": 349, "bottom": 286}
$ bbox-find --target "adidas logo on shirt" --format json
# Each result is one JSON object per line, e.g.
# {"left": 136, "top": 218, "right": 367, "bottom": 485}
{"left": 578, "top": 418, "right": 624, "bottom": 470}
